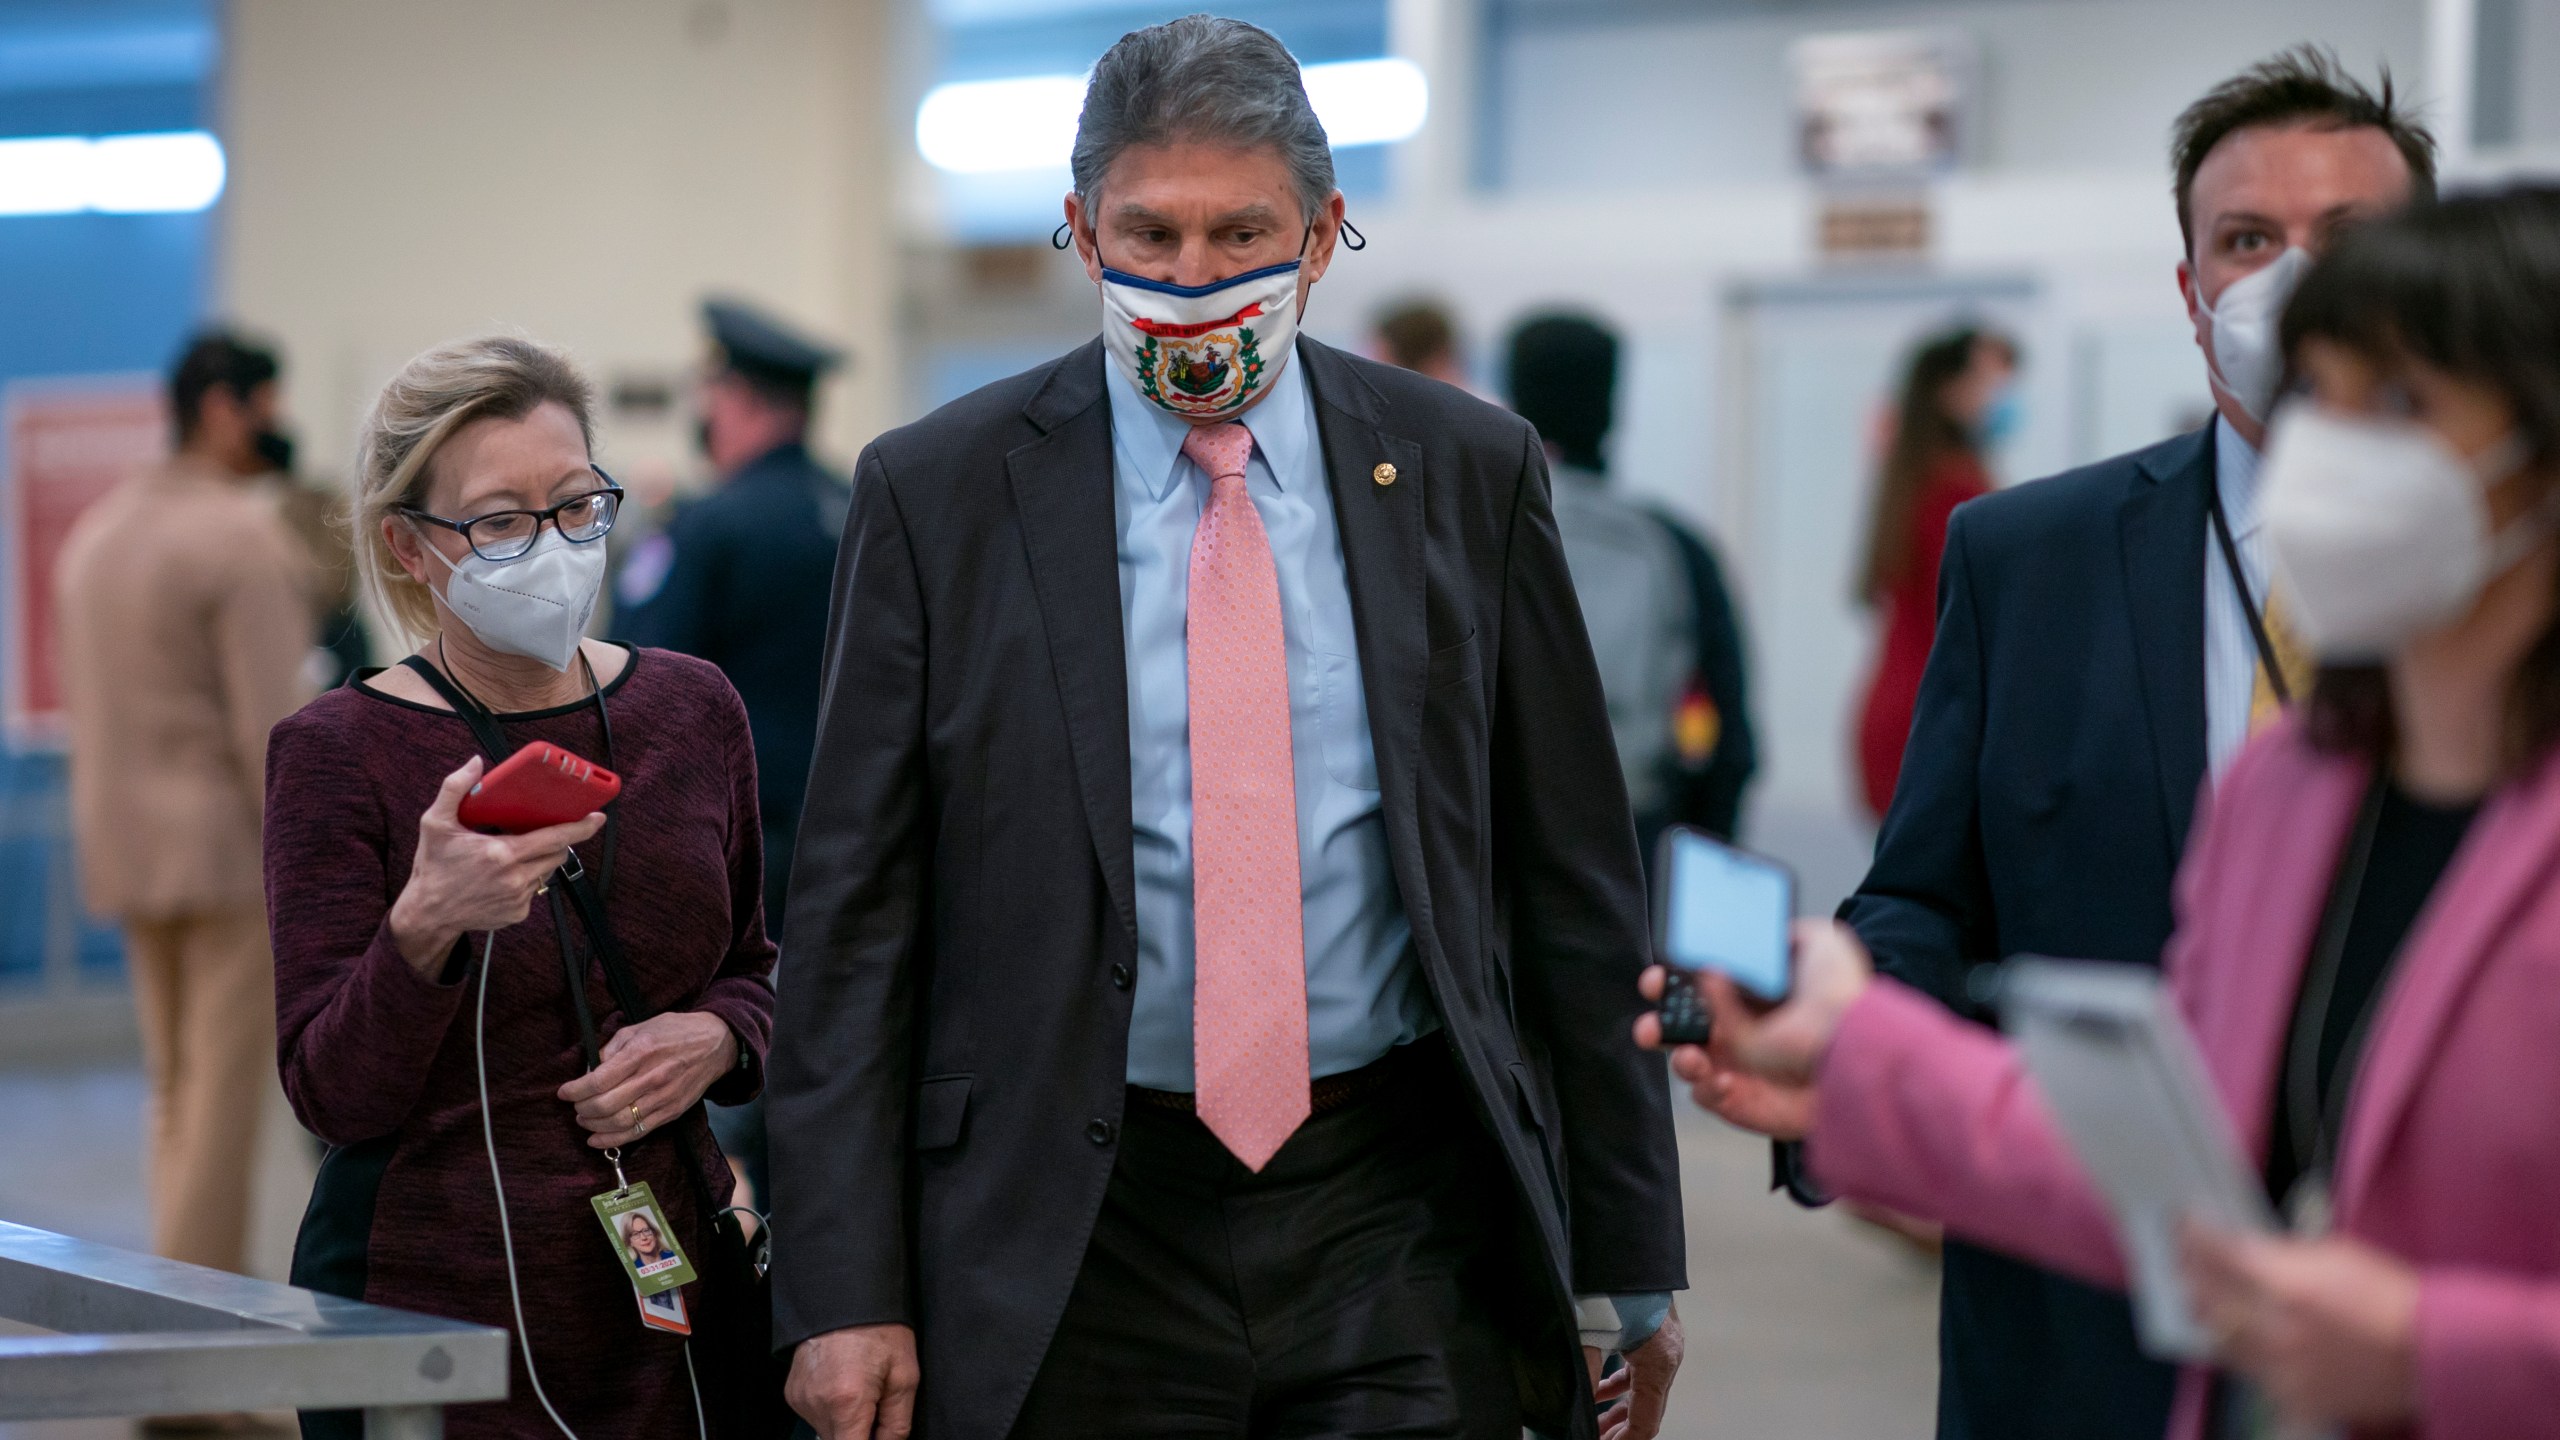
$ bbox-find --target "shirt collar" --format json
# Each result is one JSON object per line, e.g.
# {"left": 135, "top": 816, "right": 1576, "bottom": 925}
{"left": 2214, "top": 414, "right": 2264, "bottom": 538}
{"left": 1104, "top": 338, "right": 1310, "bottom": 501}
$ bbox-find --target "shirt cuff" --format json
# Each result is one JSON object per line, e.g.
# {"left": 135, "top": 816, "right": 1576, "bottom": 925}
{"left": 1575, "top": 1291, "right": 1673, "bottom": 1353}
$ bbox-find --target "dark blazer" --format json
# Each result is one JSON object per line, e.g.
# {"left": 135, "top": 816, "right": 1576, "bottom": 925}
{"left": 1838, "top": 425, "right": 2220, "bottom": 1440}
{"left": 616, "top": 441, "right": 850, "bottom": 841}
{"left": 766, "top": 338, "right": 1686, "bottom": 1440}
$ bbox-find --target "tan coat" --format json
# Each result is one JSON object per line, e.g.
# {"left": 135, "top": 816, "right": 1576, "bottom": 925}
{"left": 55, "top": 456, "right": 316, "bottom": 920}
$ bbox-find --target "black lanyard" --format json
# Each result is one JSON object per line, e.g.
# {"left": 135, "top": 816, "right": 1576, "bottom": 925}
{"left": 2280, "top": 774, "right": 2391, "bottom": 1218}
{"left": 2205, "top": 474, "right": 2292, "bottom": 708}
{"left": 400, "top": 649, "right": 652, "bottom": 1066}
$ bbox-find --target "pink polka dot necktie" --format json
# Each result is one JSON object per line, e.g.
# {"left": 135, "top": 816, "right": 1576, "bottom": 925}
{"left": 1179, "top": 421, "right": 1309, "bottom": 1171}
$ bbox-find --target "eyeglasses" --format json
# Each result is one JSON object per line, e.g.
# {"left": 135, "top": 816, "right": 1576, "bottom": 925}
{"left": 401, "top": 466, "right": 625, "bottom": 563}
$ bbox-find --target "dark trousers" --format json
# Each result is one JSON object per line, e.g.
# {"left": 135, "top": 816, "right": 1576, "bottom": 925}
{"left": 1011, "top": 1046, "right": 1525, "bottom": 1439}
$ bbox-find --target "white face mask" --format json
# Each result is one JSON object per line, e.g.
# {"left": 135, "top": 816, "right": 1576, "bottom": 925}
{"left": 2262, "top": 405, "right": 2547, "bottom": 661}
{"left": 1099, "top": 258, "right": 1301, "bottom": 419}
{"left": 2195, "top": 246, "right": 2312, "bottom": 424}
{"left": 419, "top": 524, "right": 608, "bottom": 672}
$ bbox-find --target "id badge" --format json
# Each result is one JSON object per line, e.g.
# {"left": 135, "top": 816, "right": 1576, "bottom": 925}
{"left": 592, "top": 1181, "right": 699, "bottom": 1297}
{"left": 636, "top": 1280, "right": 692, "bottom": 1335}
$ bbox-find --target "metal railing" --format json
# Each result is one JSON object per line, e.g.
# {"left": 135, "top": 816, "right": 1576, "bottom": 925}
{"left": 0, "top": 1220, "right": 506, "bottom": 1437}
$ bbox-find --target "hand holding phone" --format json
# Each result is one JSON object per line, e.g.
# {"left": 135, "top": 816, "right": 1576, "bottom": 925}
{"left": 1651, "top": 827, "right": 1794, "bottom": 1044}
{"left": 457, "top": 742, "right": 621, "bottom": 834}
{"left": 388, "top": 755, "right": 609, "bottom": 975}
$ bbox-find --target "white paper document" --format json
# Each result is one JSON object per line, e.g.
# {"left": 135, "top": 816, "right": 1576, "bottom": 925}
{"left": 2000, "top": 958, "right": 2276, "bottom": 1361}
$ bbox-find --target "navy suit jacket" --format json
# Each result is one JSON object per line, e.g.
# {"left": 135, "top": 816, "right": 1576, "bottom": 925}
{"left": 1838, "top": 425, "right": 2221, "bottom": 1440}
{"left": 616, "top": 441, "right": 850, "bottom": 839}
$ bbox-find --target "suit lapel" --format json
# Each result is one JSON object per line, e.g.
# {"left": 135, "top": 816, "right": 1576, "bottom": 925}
{"left": 2336, "top": 746, "right": 2560, "bottom": 1208}
{"left": 2117, "top": 428, "right": 2214, "bottom": 860}
{"left": 1007, "top": 341, "right": 1138, "bottom": 942}
{"left": 1299, "top": 342, "right": 1431, "bottom": 918}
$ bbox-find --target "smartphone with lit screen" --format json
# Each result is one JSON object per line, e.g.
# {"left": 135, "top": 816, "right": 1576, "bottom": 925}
{"left": 1650, "top": 826, "right": 1795, "bottom": 1043}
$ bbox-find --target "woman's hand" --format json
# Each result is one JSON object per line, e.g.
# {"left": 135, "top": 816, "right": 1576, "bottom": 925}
{"left": 559, "top": 1011, "right": 738, "bottom": 1149}
{"left": 1634, "top": 919, "right": 1876, "bottom": 1140}
{"left": 2182, "top": 1222, "right": 2421, "bottom": 1427}
{"left": 387, "top": 756, "right": 607, "bottom": 975}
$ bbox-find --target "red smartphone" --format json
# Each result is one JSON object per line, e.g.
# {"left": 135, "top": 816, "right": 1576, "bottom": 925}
{"left": 456, "top": 743, "right": 620, "bottom": 834}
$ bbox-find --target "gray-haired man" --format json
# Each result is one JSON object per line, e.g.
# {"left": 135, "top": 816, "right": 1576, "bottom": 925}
{"left": 769, "top": 16, "right": 1686, "bottom": 1439}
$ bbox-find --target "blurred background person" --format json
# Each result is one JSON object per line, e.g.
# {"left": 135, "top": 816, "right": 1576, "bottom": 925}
{"left": 1677, "top": 183, "right": 2560, "bottom": 1440}
{"left": 52, "top": 329, "right": 313, "bottom": 1306}
{"left": 1509, "top": 311, "right": 1758, "bottom": 849}
{"left": 613, "top": 298, "right": 849, "bottom": 1208}
{"left": 616, "top": 296, "right": 850, "bottom": 931}
{"left": 1801, "top": 49, "right": 2433, "bottom": 1440}
{"left": 1852, "top": 325, "right": 2017, "bottom": 821}
{"left": 1367, "top": 294, "right": 1478, "bottom": 395}
{"left": 270, "top": 335, "right": 775, "bottom": 1439}
{"left": 268, "top": 469, "right": 376, "bottom": 697}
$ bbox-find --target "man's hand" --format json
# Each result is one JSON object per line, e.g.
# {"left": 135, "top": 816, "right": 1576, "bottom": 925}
{"left": 787, "top": 1324, "right": 920, "bottom": 1440}
{"left": 1591, "top": 1304, "right": 1685, "bottom": 1440}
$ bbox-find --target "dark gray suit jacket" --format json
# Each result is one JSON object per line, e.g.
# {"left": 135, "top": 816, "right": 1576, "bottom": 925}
{"left": 767, "top": 337, "right": 1685, "bottom": 1438}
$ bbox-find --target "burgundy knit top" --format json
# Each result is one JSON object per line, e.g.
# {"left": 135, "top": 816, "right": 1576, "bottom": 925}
{"left": 265, "top": 646, "right": 776, "bottom": 1439}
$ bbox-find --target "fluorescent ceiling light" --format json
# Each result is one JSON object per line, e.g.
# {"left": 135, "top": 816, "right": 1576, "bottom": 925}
{"left": 0, "top": 137, "right": 91, "bottom": 216}
{"left": 917, "top": 58, "right": 1429, "bottom": 175}
{"left": 1300, "top": 58, "right": 1430, "bottom": 148}
{"left": 917, "top": 74, "right": 1088, "bottom": 174}
{"left": 0, "top": 130, "right": 226, "bottom": 216}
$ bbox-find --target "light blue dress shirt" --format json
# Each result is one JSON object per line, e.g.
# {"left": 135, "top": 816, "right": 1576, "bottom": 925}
{"left": 1107, "top": 342, "right": 1439, "bottom": 1091}
{"left": 2203, "top": 416, "right": 2272, "bottom": 780}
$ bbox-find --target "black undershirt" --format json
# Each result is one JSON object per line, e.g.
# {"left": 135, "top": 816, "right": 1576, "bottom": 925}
{"left": 2264, "top": 780, "right": 2480, "bottom": 1204}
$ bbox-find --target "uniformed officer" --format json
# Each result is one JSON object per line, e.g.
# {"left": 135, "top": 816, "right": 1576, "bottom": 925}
{"left": 615, "top": 297, "right": 849, "bottom": 947}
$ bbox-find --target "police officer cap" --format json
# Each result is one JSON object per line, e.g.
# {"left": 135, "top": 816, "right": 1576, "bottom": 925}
{"left": 703, "top": 297, "right": 845, "bottom": 393}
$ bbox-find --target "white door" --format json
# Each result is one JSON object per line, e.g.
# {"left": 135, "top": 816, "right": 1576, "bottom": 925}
{"left": 1719, "top": 273, "right": 2047, "bottom": 915}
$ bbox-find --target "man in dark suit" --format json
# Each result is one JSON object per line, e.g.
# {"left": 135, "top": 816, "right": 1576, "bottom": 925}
{"left": 768, "top": 16, "right": 1685, "bottom": 1440}
{"left": 1767, "top": 49, "right": 2435, "bottom": 1440}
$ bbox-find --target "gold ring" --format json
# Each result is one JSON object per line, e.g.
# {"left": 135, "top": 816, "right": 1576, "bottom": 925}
{"left": 629, "top": 1103, "right": 647, "bottom": 1135}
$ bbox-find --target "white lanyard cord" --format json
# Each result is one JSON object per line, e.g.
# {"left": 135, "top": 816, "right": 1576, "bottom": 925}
{"left": 476, "top": 930, "right": 707, "bottom": 1440}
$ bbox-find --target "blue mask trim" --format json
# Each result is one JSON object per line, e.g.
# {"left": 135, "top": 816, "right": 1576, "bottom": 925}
{"left": 1098, "top": 258, "right": 1301, "bottom": 299}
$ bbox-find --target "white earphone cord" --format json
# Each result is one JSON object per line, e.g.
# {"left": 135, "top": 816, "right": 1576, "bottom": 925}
{"left": 475, "top": 930, "right": 706, "bottom": 1440}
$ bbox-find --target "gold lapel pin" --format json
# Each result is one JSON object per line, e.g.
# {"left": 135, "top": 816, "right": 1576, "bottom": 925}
{"left": 1373, "top": 462, "right": 1397, "bottom": 486}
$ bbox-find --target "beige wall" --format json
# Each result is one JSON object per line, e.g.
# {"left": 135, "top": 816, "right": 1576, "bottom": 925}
{"left": 219, "top": 0, "right": 901, "bottom": 494}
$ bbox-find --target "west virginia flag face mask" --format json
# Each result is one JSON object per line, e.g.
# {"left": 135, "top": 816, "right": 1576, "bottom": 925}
{"left": 1099, "top": 259, "right": 1301, "bottom": 418}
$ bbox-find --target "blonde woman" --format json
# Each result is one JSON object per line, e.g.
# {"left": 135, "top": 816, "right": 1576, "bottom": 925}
{"left": 265, "top": 336, "right": 775, "bottom": 1438}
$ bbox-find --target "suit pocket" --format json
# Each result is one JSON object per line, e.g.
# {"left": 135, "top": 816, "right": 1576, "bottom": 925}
{"left": 1427, "top": 631, "right": 1481, "bottom": 690}
{"left": 912, "top": 1074, "right": 973, "bottom": 1151}
{"left": 1507, "top": 1061, "right": 1569, "bottom": 1219}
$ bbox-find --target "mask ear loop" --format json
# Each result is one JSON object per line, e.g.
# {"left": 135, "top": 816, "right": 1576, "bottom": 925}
{"left": 1340, "top": 217, "right": 1367, "bottom": 251}
{"left": 1052, "top": 220, "right": 1073, "bottom": 250}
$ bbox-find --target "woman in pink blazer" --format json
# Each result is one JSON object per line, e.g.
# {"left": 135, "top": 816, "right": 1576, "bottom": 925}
{"left": 1653, "top": 188, "right": 2560, "bottom": 1440}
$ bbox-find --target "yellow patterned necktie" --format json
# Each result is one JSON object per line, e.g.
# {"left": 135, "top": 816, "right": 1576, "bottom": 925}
{"left": 2247, "top": 585, "right": 2317, "bottom": 734}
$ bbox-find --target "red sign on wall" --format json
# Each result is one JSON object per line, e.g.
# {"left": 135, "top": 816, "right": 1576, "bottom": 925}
{"left": 4, "top": 379, "right": 167, "bottom": 746}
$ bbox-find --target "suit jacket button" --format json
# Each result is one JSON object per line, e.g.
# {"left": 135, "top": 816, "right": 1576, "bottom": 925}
{"left": 1086, "top": 1119, "right": 1116, "bottom": 1146}
{"left": 1372, "top": 462, "right": 1397, "bottom": 486}
{"left": 1110, "top": 963, "right": 1133, "bottom": 990}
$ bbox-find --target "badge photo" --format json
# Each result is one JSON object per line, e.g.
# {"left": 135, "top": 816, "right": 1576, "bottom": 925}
{"left": 591, "top": 1182, "right": 699, "bottom": 1298}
